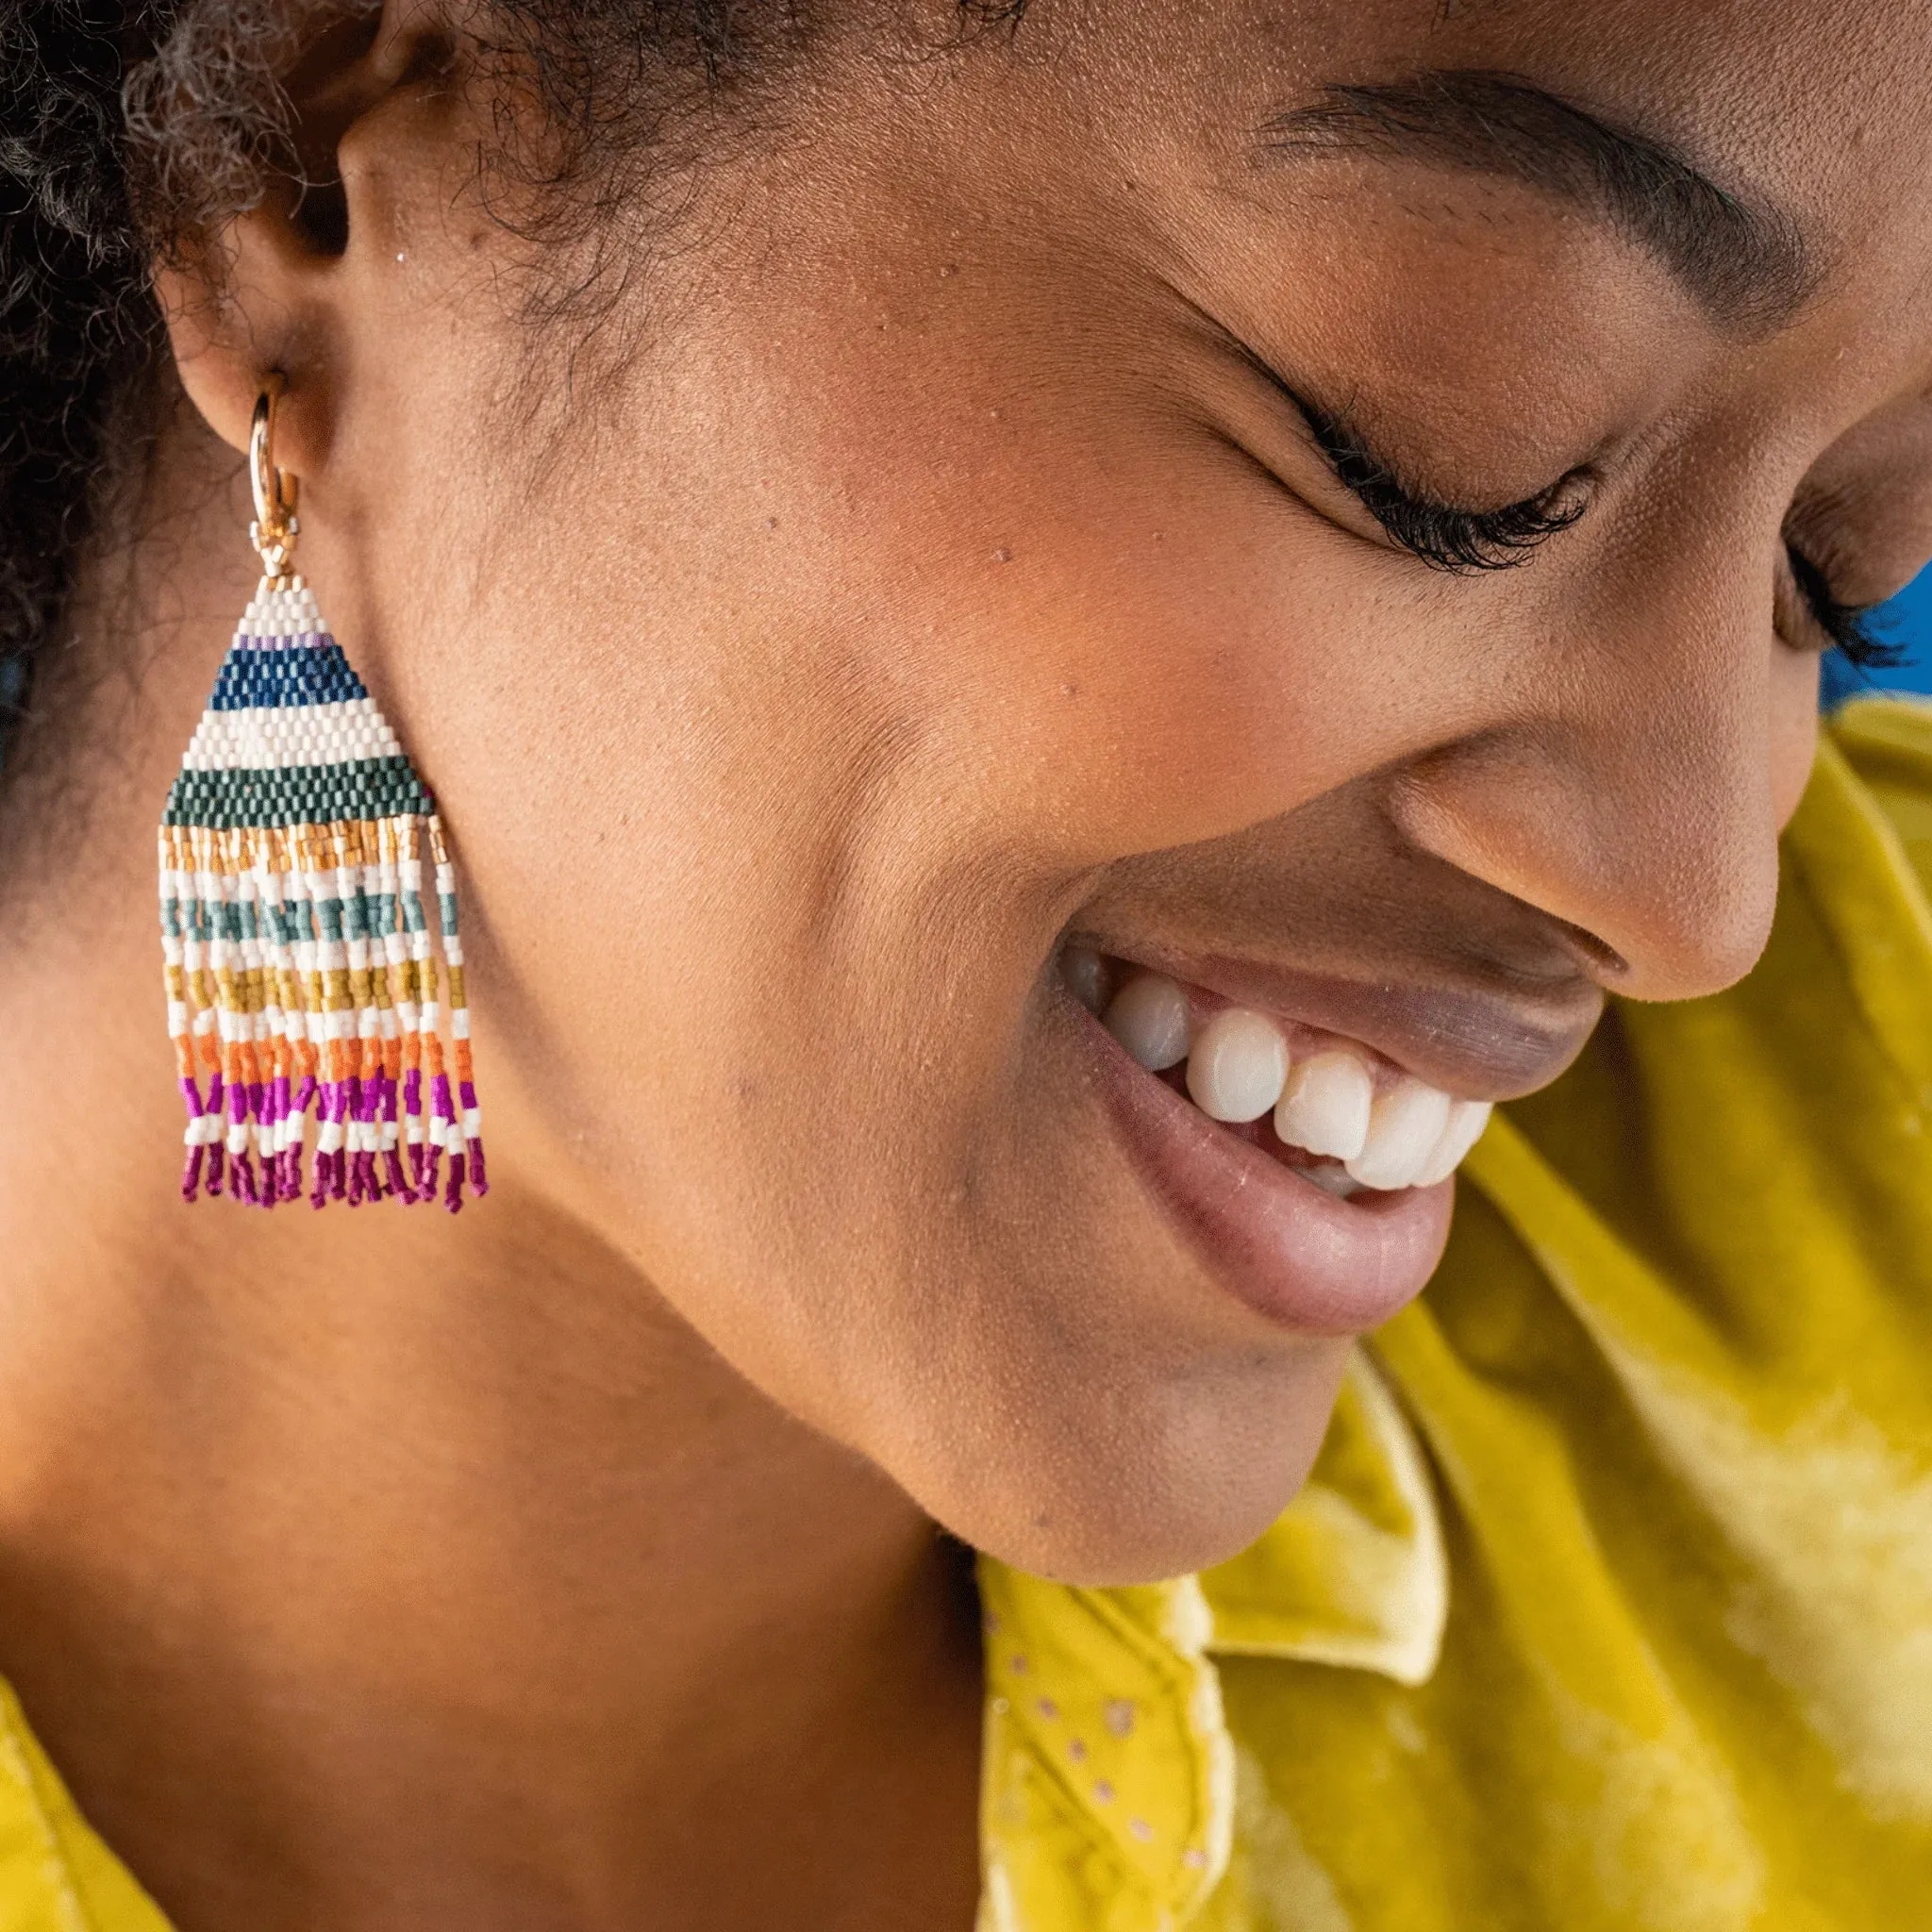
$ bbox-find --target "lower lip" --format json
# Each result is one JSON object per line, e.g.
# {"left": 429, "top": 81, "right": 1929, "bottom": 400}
{"left": 1078, "top": 1007, "right": 1455, "bottom": 1337}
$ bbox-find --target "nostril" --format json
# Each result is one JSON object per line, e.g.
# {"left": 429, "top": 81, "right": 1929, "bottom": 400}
{"left": 1556, "top": 919, "right": 1630, "bottom": 984}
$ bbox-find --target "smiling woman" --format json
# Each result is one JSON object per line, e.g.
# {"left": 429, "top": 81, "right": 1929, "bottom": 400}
{"left": 0, "top": 2, "right": 1930, "bottom": 1929}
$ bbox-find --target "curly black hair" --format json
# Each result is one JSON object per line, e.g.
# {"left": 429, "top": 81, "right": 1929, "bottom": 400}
{"left": 0, "top": 0, "right": 175, "bottom": 774}
{"left": 0, "top": 0, "right": 1029, "bottom": 782}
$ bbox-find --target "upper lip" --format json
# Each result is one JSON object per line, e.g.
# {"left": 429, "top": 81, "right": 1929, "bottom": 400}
{"left": 1080, "top": 944, "right": 1604, "bottom": 1102}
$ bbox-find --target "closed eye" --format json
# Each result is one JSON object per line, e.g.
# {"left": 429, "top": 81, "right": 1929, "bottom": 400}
{"left": 1784, "top": 544, "right": 1906, "bottom": 670}
{"left": 1292, "top": 396, "right": 1590, "bottom": 573}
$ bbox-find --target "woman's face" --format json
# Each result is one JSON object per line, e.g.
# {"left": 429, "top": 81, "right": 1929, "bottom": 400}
{"left": 225, "top": 0, "right": 1932, "bottom": 1580}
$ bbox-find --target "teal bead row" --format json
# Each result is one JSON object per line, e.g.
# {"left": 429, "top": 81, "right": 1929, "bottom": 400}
{"left": 162, "top": 881, "right": 434, "bottom": 948}
{"left": 163, "top": 755, "right": 433, "bottom": 830}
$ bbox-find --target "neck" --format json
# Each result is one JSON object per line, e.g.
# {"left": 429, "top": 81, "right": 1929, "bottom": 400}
{"left": 0, "top": 407, "right": 983, "bottom": 1932}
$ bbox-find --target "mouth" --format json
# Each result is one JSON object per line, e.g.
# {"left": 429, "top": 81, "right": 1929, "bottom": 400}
{"left": 1062, "top": 943, "right": 1509, "bottom": 1336}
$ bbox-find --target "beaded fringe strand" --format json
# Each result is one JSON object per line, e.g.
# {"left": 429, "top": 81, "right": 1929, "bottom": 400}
{"left": 158, "top": 575, "right": 486, "bottom": 1211}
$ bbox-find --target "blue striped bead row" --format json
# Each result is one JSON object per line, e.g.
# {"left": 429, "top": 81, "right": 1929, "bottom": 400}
{"left": 209, "top": 641, "right": 369, "bottom": 712}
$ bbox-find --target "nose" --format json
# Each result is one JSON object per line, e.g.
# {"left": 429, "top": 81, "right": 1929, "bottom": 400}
{"left": 1386, "top": 567, "right": 1819, "bottom": 1005}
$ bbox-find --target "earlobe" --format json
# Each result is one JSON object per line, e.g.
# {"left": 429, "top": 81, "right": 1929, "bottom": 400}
{"left": 154, "top": 225, "right": 332, "bottom": 475}
{"left": 147, "top": 0, "right": 463, "bottom": 478}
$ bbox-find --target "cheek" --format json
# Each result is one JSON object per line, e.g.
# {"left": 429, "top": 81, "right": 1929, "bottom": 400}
{"left": 826, "top": 416, "right": 1492, "bottom": 872}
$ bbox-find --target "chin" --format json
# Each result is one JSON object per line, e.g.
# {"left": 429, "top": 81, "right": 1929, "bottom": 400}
{"left": 869, "top": 998, "right": 1459, "bottom": 1583}
{"left": 870, "top": 1321, "right": 1362, "bottom": 1589}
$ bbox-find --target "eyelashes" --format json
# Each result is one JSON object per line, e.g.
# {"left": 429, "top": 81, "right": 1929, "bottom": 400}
{"left": 1284, "top": 382, "right": 1898, "bottom": 667}
{"left": 1784, "top": 544, "right": 1905, "bottom": 670}
{"left": 1294, "top": 398, "right": 1588, "bottom": 573}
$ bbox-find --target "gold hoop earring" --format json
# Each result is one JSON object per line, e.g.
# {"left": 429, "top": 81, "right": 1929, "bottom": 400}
{"left": 157, "top": 375, "right": 488, "bottom": 1212}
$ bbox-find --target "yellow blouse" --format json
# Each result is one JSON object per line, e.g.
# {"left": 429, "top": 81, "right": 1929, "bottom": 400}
{"left": 6, "top": 698, "right": 1931, "bottom": 1931}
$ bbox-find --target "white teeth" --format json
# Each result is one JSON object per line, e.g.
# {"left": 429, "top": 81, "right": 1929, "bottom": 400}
{"left": 1412, "top": 1098, "right": 1492, "bottom": 1188}
{"left": 1186, "top": 1008, "right": 1290, "bottom": 1123}
{"left": 1344, "top": 1077, "right": 1454, "bottom": 1191}
{"left": 1103, "top": 972, "right": 1191, "bottom": 1072}
{"left": 1274, "top": 1050, "right": 1374, "bottom": 1161}
{"left": 1061, "top": 943, "right": 1109, "bottom": 1016}
{"left": 1094, "top": 953, "right": 1489, "bottom": 1192}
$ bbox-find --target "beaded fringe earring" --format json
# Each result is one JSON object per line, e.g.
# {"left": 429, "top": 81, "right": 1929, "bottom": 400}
{"left": 158, "top": 375, "right": 487, "bottom": 1213}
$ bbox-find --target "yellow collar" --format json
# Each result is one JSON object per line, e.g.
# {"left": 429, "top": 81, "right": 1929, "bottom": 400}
{"left": 978, "top": 1348, "right": 1445, "bottom": 1929}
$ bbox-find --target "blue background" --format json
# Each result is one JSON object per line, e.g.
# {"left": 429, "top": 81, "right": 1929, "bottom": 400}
{"left": 1834, "top": 563, "right": 1932, "bottom": 702}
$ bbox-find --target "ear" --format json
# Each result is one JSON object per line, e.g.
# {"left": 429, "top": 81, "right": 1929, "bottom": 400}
{"left": 152, "top": 0, "right": 481, "bottom": 487}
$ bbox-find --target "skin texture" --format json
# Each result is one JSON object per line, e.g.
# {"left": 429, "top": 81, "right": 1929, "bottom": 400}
{"left": 0, "top": 0, "right": 1929, "bottom": 1925}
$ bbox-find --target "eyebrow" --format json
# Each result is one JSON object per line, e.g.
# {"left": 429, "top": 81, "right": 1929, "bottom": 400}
{"left": 1260, "top": 70, "right": 1816, "bottom": 331}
